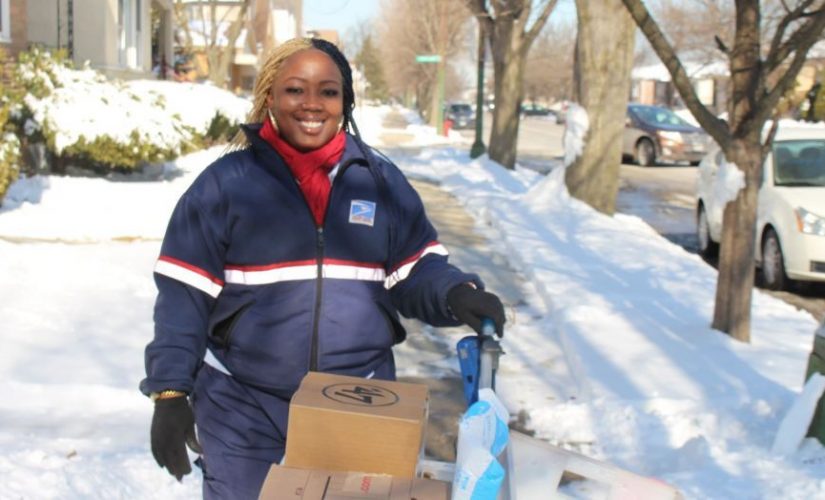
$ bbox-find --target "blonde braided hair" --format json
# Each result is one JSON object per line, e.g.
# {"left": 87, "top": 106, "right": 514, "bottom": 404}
{"left": 227, "top": 38, "right": 314, "bottom": 151}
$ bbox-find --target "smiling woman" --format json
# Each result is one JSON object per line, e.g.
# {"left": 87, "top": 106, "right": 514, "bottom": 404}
{"left": 140, "top": 36, "right": 506, "bottom": 499}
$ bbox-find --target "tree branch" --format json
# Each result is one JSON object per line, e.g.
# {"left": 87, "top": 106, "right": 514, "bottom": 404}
{"left": 766, "top": 3, "right": 824, "bottom": 73}
{"left": 524, "top": 0, "right": 559, "bottom": 48}
{"left": 621, "top": 0, "right": 729, "bottom": 142}
{"left": 753, "top": 16, "right": 825, "bottom": 131}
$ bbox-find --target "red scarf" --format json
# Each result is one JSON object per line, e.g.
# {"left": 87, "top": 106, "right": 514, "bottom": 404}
{"left": 260, "top": 117, "right": 346, "bottom": 226}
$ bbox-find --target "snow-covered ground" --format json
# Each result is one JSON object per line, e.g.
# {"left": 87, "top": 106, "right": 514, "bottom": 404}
{"left": 1, "top": 91, "right": 824, "bottom": 498}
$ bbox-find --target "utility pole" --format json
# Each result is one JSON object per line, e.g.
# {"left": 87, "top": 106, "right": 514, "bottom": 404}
{"left": 470, "top": 20, "right": 487, "bottom": 158}
{"left": 436, "top": 1, "right": 447, "bottom": 136}
{"left": 67, "top": 0, "right": 74, "bottom": 59}
{"left": 56, "top": 0, "right": 61, "bottom": 50}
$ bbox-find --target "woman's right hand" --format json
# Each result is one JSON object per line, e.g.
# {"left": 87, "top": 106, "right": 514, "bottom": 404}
{"left": 150, "top": 395, "right": 201, "bottom": 481}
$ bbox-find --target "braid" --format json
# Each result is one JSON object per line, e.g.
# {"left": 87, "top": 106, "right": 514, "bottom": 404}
{"left": 310, "top": 38, "right": 358, "bottom": 136}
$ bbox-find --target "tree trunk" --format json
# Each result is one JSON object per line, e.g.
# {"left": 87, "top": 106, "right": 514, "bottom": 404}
{"left": 464, "top": 0, "right": 557, "bottom": 170}
{"left": 712, "top": 140, "right": 762, "bottom": 342}
{"left": 488, "top": 41, "right": 525, "bottom": 169}
{"left": 566, "top": 0, "right": 635, "bottom": 214}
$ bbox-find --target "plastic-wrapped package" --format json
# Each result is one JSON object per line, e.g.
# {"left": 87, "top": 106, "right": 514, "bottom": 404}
{"left": 452, "top": 388, "right": 509, "bottom": 499}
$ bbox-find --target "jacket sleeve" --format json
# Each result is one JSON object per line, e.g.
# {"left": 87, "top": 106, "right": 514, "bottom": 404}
{"left": 139, "top": 178, "right": 227, "bottom": 396}
{"left": 384, "top": 167, "right": 483, "bottom": 326}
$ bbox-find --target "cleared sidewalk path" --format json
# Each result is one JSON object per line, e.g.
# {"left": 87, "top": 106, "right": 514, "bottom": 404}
{"left": 380, "top": 110, "right": 578, "bottom": 461}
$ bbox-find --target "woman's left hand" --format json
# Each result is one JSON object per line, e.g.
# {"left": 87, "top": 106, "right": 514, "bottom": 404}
{"left": 447, "top": 284, "right": 506, "bottom": 337}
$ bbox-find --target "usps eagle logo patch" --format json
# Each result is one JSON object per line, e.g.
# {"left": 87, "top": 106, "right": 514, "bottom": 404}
{"left": 349, "top": 200, "right": 376, "bottom": 227}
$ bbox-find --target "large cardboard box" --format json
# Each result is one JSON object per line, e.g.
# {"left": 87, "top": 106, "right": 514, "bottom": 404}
{"left": 284, "top": 372, "right": 429, "bottom": 478}
{"left": 257, "top": 465, "right": 450, "bottom": 500}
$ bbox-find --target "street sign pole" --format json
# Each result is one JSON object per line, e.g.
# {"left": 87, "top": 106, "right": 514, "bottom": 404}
{"left": 470, "top": 23, "right": 487, "bottom": 159}
{"left": 415, "top": 54, "right": 445, "bottom": 135}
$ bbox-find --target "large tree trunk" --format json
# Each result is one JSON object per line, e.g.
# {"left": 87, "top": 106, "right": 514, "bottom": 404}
{"left": 712, "top": 140, "right": 762, "bottom": 341}
{"left": 709, "top": 2, "right": 762, "bottom": 343}
{"left": 488, "top": 41, "right": 525, "bottom": 169}
{"left": 566, "top": 0, "right": 635, "bottom": 214}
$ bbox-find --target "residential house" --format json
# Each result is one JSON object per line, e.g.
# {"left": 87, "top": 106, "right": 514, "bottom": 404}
{"left": 179, "top": 0, "right": 301, "bottom": 91}
{"left": 26, "top": 0, "right": 175, "bottom": 80}
{"left": 630, "top": 61, "right": 729, "bottom": 116}
{"left": 1, "top": 0, "right": 27, "bottom": 57}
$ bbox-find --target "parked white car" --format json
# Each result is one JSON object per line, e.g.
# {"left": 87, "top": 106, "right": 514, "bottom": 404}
{"left": 696, "top": 122, "right": 825, "bottom": 290}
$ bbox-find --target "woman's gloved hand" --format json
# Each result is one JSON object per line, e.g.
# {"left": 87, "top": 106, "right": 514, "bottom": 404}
{"left": 150, "top": 394, "right": 202, "bottom": 481}
{"left": 447, "top": 284, "right": 506, "bottom": 337}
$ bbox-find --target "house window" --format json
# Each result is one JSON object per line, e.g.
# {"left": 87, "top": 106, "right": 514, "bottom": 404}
{"left": 0, "top": 0, "right": 11, "bottom": 43}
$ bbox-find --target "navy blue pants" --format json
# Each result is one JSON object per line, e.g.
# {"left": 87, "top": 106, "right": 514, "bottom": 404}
{"left": 191, "top": 358, "right": 396, "bottom": 499}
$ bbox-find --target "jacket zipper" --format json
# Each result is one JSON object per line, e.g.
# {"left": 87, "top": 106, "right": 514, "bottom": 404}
{"left": 310, "top": 226, "right": 324, "bottom": 371}
{"left": 306, "top": 157, "right": 366, "bottom": 372}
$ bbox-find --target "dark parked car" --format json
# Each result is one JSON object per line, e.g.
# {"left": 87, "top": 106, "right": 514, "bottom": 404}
{"left": 622, "top": 104, "right": 711, "bottom": 166}
{"left": 521, "top": 103, "right": 562, "bottom": 124}
{"left": 444, "top": 103, "right": 475, "bottom": 129}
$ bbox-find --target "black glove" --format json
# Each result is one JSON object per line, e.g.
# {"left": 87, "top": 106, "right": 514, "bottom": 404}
{"left": 447, "top": 284, "right": 506, "bottom": 337}
{"left": 151, "top": 396, "right": 202, "bottom": 481}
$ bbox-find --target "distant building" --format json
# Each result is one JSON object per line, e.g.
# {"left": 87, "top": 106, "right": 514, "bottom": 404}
{"left": 1, "top": 0, "right": 28, "bottom": 57}
{"left": 178, "top": 0, "right": 302, "bottom": 91}
{"left": 24, "top": 0, "right": 175, "bottom": 80}
{"left": 631, "top": 61, "right": 729, "bottom": 115}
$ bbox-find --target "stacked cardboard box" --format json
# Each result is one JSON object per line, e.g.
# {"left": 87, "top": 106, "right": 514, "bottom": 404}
{"left": 258, "top": 372, "right": 450, "bottom": 500}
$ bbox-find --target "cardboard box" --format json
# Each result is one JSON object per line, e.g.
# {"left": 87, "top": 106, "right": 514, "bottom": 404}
{"left": 284, "top": 372, "right": 429, "bottom": 478}
{"left": 257, "top": 465, "right": 450, "bottom": 500}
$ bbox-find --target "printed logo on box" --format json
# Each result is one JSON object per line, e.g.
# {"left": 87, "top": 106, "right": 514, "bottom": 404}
{"left": 322, "top": 383, "right": 399, "bottom": 407}
{"left": 349, "top": 200, "right": 377, "bottom": 227}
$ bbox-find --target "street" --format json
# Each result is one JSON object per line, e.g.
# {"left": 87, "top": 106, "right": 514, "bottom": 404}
{"left": 457, "top": 112, "right": 825, "bottom": 322}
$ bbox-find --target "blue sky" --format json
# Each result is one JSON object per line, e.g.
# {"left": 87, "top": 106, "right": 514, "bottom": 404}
{"left": 303, "top": 0, "right": 379, "bottom": 34}
{"left": 302, "top": 0, "right": 576, "bottom": 35}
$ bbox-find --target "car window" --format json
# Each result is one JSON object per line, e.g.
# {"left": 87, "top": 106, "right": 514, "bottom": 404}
{"left": 449, "top": 104, "right": 472, "bottom": 113}
{"left": 772, "top": 140, "right": 825, "bottom": 187}
{"left": 630, "top": 106, "right": 692, "bottom": 127}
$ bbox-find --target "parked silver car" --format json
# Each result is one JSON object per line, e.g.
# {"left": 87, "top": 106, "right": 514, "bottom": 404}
{"left": 622, "top": 104, "right": 711, "bottom": 166}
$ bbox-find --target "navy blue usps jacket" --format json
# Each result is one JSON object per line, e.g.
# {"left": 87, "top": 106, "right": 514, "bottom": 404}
{"left": 140, "top": 125, "right": 481, "bottom": 399}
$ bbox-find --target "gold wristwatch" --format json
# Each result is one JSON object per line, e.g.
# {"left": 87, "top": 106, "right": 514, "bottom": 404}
{"left": 149, "top": 389, "right": 187, "bottom": 402}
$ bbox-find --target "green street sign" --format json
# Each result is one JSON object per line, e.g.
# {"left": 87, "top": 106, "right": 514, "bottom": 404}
{"left": 415, "top": 54, "right": 442, "bottom": 63}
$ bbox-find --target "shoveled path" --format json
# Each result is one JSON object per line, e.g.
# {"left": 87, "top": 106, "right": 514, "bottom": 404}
{"left": 376, "top": 109, "right": 533, "bottom": 461}
{"left": 394, "top": 177, "right": 527, "bottom": 462}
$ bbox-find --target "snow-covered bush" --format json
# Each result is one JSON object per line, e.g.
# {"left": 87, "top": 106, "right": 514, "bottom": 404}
{"left": 0, "top": 76, "right": 21, "bottom": 204}
{"left": 0, "top": 132, "right": 21, "bottom": 202}
{"left": 8, "top": 47, "right": 250, "bottom": 173}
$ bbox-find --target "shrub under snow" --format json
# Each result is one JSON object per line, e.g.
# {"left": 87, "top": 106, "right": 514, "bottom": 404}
{"left": 9, "top": 48, "right": 251, "bottom": 172}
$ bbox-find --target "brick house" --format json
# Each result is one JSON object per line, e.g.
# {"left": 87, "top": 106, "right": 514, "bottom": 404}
{"left": 1, "top": 0, "right": 27, "bottom": 57}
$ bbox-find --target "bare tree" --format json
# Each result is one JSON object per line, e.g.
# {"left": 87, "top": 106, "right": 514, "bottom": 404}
{"left": 565, "top": 0, "right": 636, "bottom": 214}
{"left": 523, "top": 21, "right": 576, "bottom": 104}
{"left": 464, "top": 0, "right": 558, "bottom": 169}
{"left": 622, "top": 0, "right": 825, "bottom": 342}
{"left": 378, "top": 0, "right": 471, "bottom": 120}
{"left": 173, "top": 0, "right": 251, "bottom": 88}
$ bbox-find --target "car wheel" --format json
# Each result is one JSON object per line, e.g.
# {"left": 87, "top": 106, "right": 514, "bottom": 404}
{"left": 761, "top": 228, "right": 788, "bottom": 291}
{"left": 697, "top": 204, "right": 718, "bottom": 259}
{"left": 635, "top": 139, "right": 656, "bottom": 167}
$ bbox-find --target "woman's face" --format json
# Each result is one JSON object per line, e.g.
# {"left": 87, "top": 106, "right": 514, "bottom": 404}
{"left": 267, "top": 49, "right": 344, "bottom": 152}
